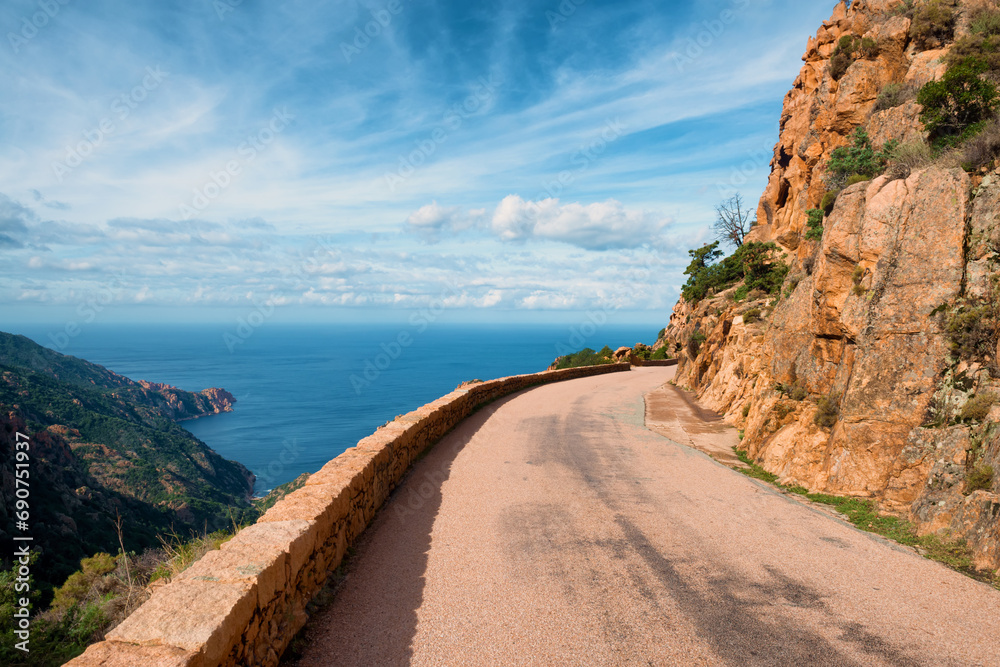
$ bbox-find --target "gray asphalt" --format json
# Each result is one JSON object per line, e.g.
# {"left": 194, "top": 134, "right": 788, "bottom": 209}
{"left": 294, "top": 367, "right": 1000, "bottom": 666}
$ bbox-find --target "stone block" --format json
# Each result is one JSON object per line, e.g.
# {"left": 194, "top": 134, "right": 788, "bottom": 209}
{"left": 178, "top": 541, "right": 287, "bottom": 609}
{"left": 106, "top": 579, "right": 256, "bottom": 666}
{"left": 65, "top": 641, "right": 199, "bottom": 667}
{"left": 229, "top": 520, "right": 317, "bottom": 580}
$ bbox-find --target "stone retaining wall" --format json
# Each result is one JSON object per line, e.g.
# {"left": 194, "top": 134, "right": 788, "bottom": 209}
{"left": 632, "top": 358, "right": 678, "bottom": 367}
{"left": 67, "top": 363, "right": 631, "bottom": 667}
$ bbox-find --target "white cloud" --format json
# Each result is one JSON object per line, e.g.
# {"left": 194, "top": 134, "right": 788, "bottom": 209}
{"left": 405, "top": 195, "right": 673, "bottom": 250}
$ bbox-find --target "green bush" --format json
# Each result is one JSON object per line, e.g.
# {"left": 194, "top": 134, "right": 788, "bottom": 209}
{"left": 50, "top": 554, "right": 117, "bottom": 612}
{"left": 859, "top": 37, "right": 879, "bottom": 59}
{"left": 945, "top": 304, "right": 996, "bottom": 359}
{"left": 875, "top": 82, "right": 918, "bottom": 111}
{"left": 972, "top": 7, "right": 1000, "bottom": 37}
{"left": 960, "top": 116, "right": 1000, "bottom": 170}
{"left": 967, "top": 465, "right": 995, "bottom": 493}
{"left": 554, "top": 346, "right": 615, "bottom": 369}
{"left": 886, "top": 138, "right": 935, "bottom": 179}
{"left": 805, "top": 209, "right": 824, "bottom": 241}
{"left": 827, "top": 128, "right": 898, "bottom": 187}
{"left": 680, "top": 241, "right": 788, "bottom": 304}
{"left": 829, "top": 35, "right": 878, "bottom": 81}
{"left": 742, "top": 307, "right": 762, "bottom": 324}
{"left": 909, "top": 0, "right": 957, "bottom": 50}
{"left": 820, "top": 189, "right": 840, "bottom": 215}
{"left": 959, "top": 393, "right": 996, "bottom": 422}
{"left": 687, "top": 331, "right": 707, "bottom": 357}
{"left": 815, "top": 394, "right": 840, "bottom": 429}
{"left": 830, "top": 51, "right": 853, "bottom": 81}
{"left": 918, "top": 57, "right": 999, "bottom": 146}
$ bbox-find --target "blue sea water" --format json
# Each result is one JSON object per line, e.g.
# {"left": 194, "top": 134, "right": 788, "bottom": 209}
{"left": 9, "top": 322, "right": 657, "bottom": 494}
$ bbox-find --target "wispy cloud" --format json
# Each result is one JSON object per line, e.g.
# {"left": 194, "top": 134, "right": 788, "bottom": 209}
{"left": 0, "top": 0, "right": 835, "bottom": 320}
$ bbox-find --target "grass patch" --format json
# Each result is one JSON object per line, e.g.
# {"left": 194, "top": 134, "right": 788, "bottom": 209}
{"left": 731, "top": 447, "right": 996, "bottom": 587}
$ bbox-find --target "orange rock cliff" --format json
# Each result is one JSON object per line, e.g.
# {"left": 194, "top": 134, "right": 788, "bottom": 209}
{"left": 659, "top": 0, "right": 1000, "bottom": 571}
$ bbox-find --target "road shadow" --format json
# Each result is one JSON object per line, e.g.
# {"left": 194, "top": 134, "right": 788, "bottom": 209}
{"left": 286, "top": 393, "right": 516, "bottom": 667}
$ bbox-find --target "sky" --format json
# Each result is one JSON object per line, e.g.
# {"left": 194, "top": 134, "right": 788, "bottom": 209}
{"left": 0, "top": 0, "right": 837, "bottom": 328}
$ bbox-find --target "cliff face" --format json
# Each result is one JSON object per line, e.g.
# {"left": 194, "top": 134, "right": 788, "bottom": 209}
{"left": 662, "top": 0, "right": 1000, "bottom": 571}
{"left": 0, "top": 332, "right": 256, "bottom": 592}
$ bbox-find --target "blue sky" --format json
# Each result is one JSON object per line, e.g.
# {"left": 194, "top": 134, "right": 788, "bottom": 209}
{"left": 0, "top": 0, "right": 836, "bottom": 327}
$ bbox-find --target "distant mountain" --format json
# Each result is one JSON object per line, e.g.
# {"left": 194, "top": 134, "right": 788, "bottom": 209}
{"left": 0, "top": 332, "right": 255, "bottom": 597}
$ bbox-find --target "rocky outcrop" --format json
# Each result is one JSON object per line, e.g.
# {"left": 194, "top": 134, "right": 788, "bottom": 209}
{"left": 137, "top": 381, "right": 237, "bottom": 420}
{"left": 662, "top": 0, "right": 1000, "bottom": 572}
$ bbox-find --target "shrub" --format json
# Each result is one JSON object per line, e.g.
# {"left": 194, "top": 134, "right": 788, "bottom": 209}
{"left": 859, "top": 37, "right": 880, "bottom": 59}
{"left": 687, "top": 331, "right": 707, "bottom": 357}
{"left": 51, "top": 554, "right": 118, "bottom": 613}
{"left": 945, "top": 304, "right": 996, "bottom": 359}
{"left": 776, "top": 381, "right": 808, "bottom": 401}
{"left": 909, "top": 0, "right": 957, "bottom": 51}
{"left": 681, "top": 241, "right": 789, "bottom": 304}
{"left": 875, "top": 82, "right": 918, "bottom": 111}
{"left": 960, "top": 115, "right": 1000, "bottom": 170}
{"left": 821, "top": 189, "right": 841, "bottom": 215}
{"left": 971, "top": 7, "right": 1000, "bottom": 38}
{"left": 827, "top": 128, "right": 898, "bottom": 188}
{"left": 815, "top": 394, "right": 840, "bottom": 429}
{"left": 554, "top": 346, "right": 615, "bottom": 369}
{"left": 966, "top": 465, "right": 995, "bottom": 494}
{"left": 886, "top": 138, "right": 935, "bottom": 179}
{"left": 740, "top": 241, "right": 790, "bottom": 295}
{"left": 845, "top": 173, "right": 871, "bottom": 187}
{"left": 830, "top": 51, "right": 854, "bottom": 81}
{"left": 829, "top": 35, "right": 878, "bottom": 81}
{"left": 918, "top": 57, "right": 999, "bottom": 146}
{"left": 774, "top": 401, "right": 796, "bottom": 419}
{"left": 743, "top": 307, "right": 762, "bottom": 324}
{"left": 805, "top": 209, "right": 824, "bottom": 241}
{"left": 948, "top": 34, "right": 1000, "bottom": 77}
{"left": 959, "top": 393, "right": 996, "bottom": 422}
{"left": 888, "top": 0, "right": 916, "bottom": 19}
{"left": 742, "top": 403, "right": 751, "bottom": 418}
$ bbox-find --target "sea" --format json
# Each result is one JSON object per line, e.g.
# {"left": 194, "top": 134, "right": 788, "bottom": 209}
{"left": 8, "top": 321, "right": 657, "bottom": 495}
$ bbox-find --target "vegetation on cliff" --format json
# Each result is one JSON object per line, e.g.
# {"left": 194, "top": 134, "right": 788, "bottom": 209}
{"left": 680, "top": 240, "right": 789, "bottom": 304}
{"left": 0, "top": 332, "right": 264, "bottom": 664}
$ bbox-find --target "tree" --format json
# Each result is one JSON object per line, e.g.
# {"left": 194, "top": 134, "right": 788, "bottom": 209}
{"left": 918, "top": 57, "right": 999, "bottom": 145}
{"left": 713, "top": 193, "right": 753, "bottom": 248}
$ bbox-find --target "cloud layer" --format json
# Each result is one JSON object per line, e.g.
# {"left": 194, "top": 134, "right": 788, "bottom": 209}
{"left": 0, "top": 0, "right": 836, "bottom": 320}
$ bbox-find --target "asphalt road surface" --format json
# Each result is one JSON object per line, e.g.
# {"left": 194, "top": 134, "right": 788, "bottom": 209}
{"left": 294, "top": 367, "right": 1000, "bottom": 667}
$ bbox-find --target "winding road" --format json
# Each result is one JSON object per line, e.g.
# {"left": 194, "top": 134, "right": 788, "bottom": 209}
{"left": 294, "top": 367, "right": 1000, "bottom": 666}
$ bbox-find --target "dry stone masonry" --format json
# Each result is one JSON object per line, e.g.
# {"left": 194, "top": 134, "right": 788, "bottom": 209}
{"left": 66, "top": 363, "right": 630, "bottom": 667}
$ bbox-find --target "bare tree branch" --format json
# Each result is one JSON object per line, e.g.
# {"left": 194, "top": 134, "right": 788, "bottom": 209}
{"left": 713, "top": 193, "right": 754, "bottom": 248}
